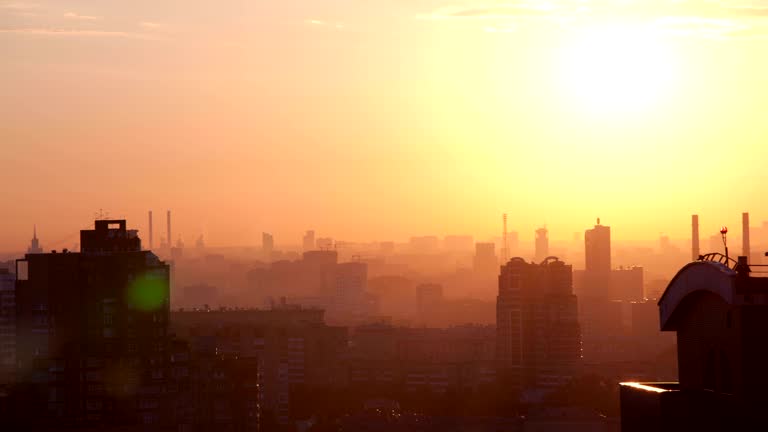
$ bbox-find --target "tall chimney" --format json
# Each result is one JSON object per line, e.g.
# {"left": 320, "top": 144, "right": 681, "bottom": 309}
{"left": 167, "top": 210, "right": 172, "bottom": 249}
{"left": 743, "top": 212, "right": 751, "bottom": 261}
{"left": 148, "top": 210, "right": 153, "bottom": 250}
{"left": 692, "top": 214, "right": 700, "bottom": 261}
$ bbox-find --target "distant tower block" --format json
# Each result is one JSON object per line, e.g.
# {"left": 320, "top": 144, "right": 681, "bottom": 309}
{"left": 167, "top": 210, "right": 172, "bottom": 250}
{"left": 692, "top": 214, "right": 700, "bottom": 261}
{"left": 148, "top": 210, "right": 154, "bottom": 250}
{"left": 743, "top": 212, "right": 751, "bottom": 261}
{"left": 535, "top": 227, "right": 549, "bottom": 262}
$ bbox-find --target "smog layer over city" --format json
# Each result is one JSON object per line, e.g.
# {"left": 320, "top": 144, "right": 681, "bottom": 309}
{"left": 3, "top": 1, "right": 768, "bottom": 431}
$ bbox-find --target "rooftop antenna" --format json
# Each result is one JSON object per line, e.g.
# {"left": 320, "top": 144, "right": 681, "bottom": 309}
{"left": 94, "top": 208, "right": 110, "bottom": 220}
{"left": 721, "top": 226, "right": 729, "bottom": 265}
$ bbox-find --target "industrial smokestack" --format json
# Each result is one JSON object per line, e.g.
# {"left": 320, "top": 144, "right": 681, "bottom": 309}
{"left": 692, "top": 214, "right": 700, "bottom": 261}
{"left": 167, "top": 210, "right": 172, "bottom": 249}
{"left": 743, "top": 212, "right": 751, "bottom": 261}
{"left": 148, "top": 211, "right": 153, "bottom": 250}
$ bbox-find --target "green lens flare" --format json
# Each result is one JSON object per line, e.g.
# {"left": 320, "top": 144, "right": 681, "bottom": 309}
{"left": 127, "top": 273, "right": 167, "bottom": 311}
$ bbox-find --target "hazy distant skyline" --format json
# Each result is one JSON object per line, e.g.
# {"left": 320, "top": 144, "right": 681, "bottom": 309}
{"left": 4, "top": 0, "right": 768, "bottom": 251}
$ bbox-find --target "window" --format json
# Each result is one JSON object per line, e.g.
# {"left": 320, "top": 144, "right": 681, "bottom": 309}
{"left": 16, "top": 261, "right": 28, "bottom": 281}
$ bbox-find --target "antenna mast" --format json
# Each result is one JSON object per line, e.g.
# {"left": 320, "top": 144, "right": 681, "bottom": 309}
{"left": 721, "top": 226, "right": 729, "bottom": 264}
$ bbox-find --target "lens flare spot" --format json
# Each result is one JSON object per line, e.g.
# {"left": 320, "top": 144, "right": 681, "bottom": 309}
{"left": 127, "top": 273, "right": 167, "bottom": 311}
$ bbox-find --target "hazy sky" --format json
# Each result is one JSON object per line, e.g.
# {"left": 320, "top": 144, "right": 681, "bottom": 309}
{"left": 3, "top": 0, "right": 768, "bottom": 252}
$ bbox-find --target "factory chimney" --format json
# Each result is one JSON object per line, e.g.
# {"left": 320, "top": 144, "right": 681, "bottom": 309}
{"left": 148, "top": 210, "right": 153, "bottom": 250}
{"left": 692, "top": 215, "right": 700, "bottom": 261}
{"left": 743, "top": 212, "right": 751, "bottom": 262}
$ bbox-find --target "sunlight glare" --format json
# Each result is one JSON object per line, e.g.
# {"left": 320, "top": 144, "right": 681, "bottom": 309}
{"left": 559, "top": 25, "right": 679, "bottom": 116}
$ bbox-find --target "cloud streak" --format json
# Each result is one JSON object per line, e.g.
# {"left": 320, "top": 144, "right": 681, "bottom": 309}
{"left": 64, "top": 12, "right": 100, "bottom": 21}
{"left": 423, "top": 3, "right": 558, "bottom": 20}
{"left": 0, "top": 2, "right": 39, "bottom": 10}
{"left": 305, "top": 19, "right": 344, "bottom": 29}
{"left": 0, "top": 27, "right": 163, "bottom": 40}
{"left": 140, "top": 21, "right": 162, "bottom": 29}
{"left": 421, "top": 1, "right": 768, "bottom": 38}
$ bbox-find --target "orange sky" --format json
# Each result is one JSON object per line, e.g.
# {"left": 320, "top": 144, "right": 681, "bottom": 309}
{"left": 3, "top": 1, "right": 768, "bottom": 252}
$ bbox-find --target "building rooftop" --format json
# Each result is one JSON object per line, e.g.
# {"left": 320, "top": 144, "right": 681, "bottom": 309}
{"left": 659, "top": 254, "right": 768, "bottom": 331}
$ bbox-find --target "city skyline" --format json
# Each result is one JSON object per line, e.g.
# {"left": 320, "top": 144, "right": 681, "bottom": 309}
{"left": 4, "top": 1, "right": 768, "bottom": 249}
{"left": 1, "top": 210, "right": 762, "bottom": 255}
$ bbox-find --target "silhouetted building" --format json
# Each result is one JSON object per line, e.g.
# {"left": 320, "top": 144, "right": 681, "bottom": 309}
{"left": 349, "top": 324, "right": 496, "bottom": 393}
{"left": 316, "top": 237, "right": 333, "bottom": 250}
{"left": 629, "top": 300, "right": 676, "bottom": 373}
{"left": 182, "top": 283, "right": 219, "bottom": 309}
{"left": 620, "top": 255, "right": 768, "bottom": 431}
{"left": 534, "top": 227, "right": 549, "bottom": 262}
{"left": 262, "top": 232, "right": 274, "bottom": 258}
{"left": 379, "top": 241, "right": 395, "bottom": 255}
{"left": 302, "top": 230, "right": 315, "bottom": 252}
{"left": 611, "top": 266, "right": 644, "bottom": 302}
{"left": 584, "top": 219, "right": 611, "bottom": 299}
{"left": 27, "top": 225, "right": 43, "bottom": 254}
{"left": 409, "top": 236, "right": 439, "bottom": 254}
{"left": 13, "top": 220, "right": 172, "bottom": 429}
{"left": 580, "top": 219, "right": 622, "bottom": 363}
{"left": 416, "top": 284, "right": 443, "bottom": 325}
{"left": 248, "top": 251, "right": 373, "bottom": 324}
{"left": 193, "top": 354, "right": 260, "bottom": 431}
{"left": 473, "top": 242, "right": 498, "bottom": 274}
{"left": 443, "top": 235, "right": 473, "bottom": 251}
{"left": 0, "top": 269, "right": 15, "bottom": 383}
{"left": 335, "top": 262, "right": 368, "bottom": 319}
{"left": 496, "top": 257, "right": 581, "bottom": 391}
{"left": 173, "top": 307, "right": 344, "bottom": 427}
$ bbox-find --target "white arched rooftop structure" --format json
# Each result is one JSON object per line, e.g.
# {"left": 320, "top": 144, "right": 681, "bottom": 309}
{"left": 658, "top": 261, "right": 736, "bottom": 331}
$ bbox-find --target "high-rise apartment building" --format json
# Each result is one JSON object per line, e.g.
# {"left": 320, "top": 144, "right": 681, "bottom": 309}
{"left": 496, "top": 257, "right": 581, "bottom": 390}
{"left": 262, "top": 232, "right": 274, "bottom": 258}
{"left": 474, "top": 242, "right": 498, "bottom": 274}
{"left": 584, "top": 219, "right": 611, "bottom": 299}
{"left": 0, "top": 268, "right": 15, "bottom": 383}
{"left": 303, "top": 230, "right": 315, "bottom": 252}
{"left": 13, "top": 220, "right": 172, "bottom": 428}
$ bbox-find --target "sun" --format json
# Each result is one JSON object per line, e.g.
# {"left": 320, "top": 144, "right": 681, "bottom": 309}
{"left": 559, "top": 25, "right": 678, "bottom": 116}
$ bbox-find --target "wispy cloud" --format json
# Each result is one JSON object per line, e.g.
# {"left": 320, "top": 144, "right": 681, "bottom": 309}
{"left": 305, "top": 19, "right": 344, "bottom": 29}
{"left": 139, "top": 21, "right": 163, "bottom": 30}
{"left": 0, "top": 1, "right": 39, "bottom": 16}
{"left": 421, "top": 1, "right": 768, "bottom": 38}
{"left": 0, "top": 2, "right": 39, "bottom": 11}
{"left": 726, "top": 5, "right": 768, "bottom": 17}
{"left": 422, "top": 3, "right": 558, "bottom": 20}
{"left": 63, "top": 12, "right": 100, "bottom": 21}
{"left": 0, "top": 27, "right": 164, "bottom": 40}
{"left": 653, "top": 16, "right": 748, "bottom": 39}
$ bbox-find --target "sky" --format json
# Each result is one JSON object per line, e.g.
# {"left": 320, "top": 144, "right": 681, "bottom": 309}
{"left": 3, "top": 0, "right": 768, "bottom": 252}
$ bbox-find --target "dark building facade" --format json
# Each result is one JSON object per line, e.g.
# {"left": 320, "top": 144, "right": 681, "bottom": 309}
{"left": 171, "top": 307, "right": 344, "bottom": 428}
{"left": 620, "top": 255, "right": 768, "bottom": 431}
{"left": 12, "top": 220, "right": 173, "bottom": 429}
{"left": 496, "top": 257, "right": 581, "bottom": 391}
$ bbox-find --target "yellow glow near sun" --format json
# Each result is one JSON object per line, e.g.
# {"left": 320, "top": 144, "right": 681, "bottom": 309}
{"left": 559, "top": 25, "right": 679, "bottom": 116}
